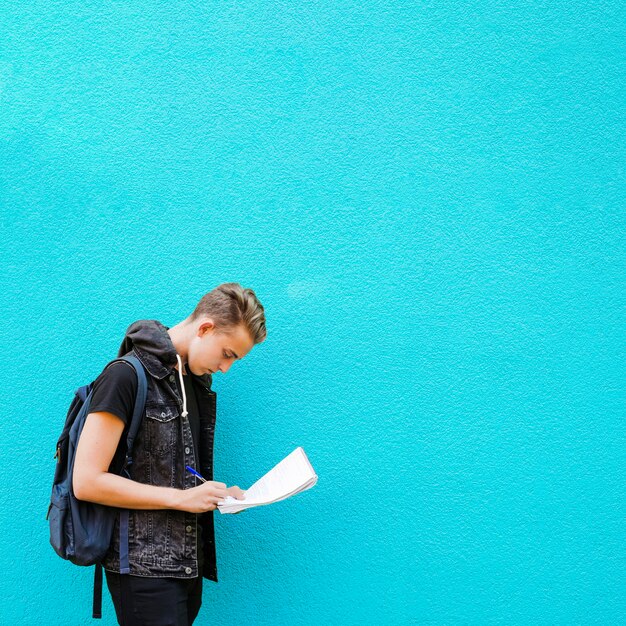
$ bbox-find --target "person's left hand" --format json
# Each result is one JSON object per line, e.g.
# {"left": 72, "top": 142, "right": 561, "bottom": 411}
{"left": 225, "top": 485, "right": 246, "bottom": 515}
{"left": 226, "top": 485, "right": 245, "bottom": 500}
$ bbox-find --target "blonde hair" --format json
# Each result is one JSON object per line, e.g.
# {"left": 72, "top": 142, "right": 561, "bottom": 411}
{"left": 190, "top": 283, "right": 267, "bottom": 344}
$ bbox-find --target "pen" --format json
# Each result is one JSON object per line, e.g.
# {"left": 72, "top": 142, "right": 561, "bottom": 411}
{"left": 185, "top": 466, "right": 206, "bottom": 483}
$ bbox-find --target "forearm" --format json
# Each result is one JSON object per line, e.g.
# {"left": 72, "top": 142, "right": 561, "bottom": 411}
{"left": 73, "top": 471, "right": 180, "bottom": 511}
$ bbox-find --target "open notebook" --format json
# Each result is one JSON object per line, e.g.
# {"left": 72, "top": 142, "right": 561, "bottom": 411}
{"left": 217, "top": 447, "right": 317, "bottom": 514}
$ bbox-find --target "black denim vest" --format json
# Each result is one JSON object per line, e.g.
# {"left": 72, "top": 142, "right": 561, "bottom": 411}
{"left": 102, "top": 320, "right": 218, "bottom": 581}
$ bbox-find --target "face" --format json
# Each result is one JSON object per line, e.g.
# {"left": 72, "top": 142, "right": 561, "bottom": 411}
{"left": 186, "top": 319, "right": 255, "bottom": 377}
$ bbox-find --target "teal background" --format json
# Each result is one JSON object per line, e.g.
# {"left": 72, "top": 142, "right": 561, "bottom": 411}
{"left": 0, "top": 1, "right": 624, "bottom": 624}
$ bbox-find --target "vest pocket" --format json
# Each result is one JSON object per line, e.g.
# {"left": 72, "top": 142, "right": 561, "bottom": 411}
{"left": 145, "top": 405, "right": 179, "bottom": 456}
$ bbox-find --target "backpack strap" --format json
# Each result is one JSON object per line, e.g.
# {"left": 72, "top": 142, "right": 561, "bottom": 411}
{"left": 92, "top": 563, "right": 103, "bottom": 619}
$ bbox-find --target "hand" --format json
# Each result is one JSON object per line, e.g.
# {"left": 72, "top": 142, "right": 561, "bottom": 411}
{"left": 226, "top": 485, "right": 246, "bottom": 501}
{"left": 226, "top": 485, "right": 246, "bottom": 514}
{"left": 174, "top": 481, "right": 228, "bottom": 513}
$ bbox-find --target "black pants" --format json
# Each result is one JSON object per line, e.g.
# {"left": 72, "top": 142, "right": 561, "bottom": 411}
{"left": 105, "top": 570, "right": 203, "bottom": 626}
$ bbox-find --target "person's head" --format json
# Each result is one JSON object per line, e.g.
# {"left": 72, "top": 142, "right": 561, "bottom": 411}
{"left": 179, "top": 283, "right": 266, "bottom": 377}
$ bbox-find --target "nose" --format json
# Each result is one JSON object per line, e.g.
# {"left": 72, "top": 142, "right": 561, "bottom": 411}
{"left": 218, "top": 361, "right": 233, "bottom": 374}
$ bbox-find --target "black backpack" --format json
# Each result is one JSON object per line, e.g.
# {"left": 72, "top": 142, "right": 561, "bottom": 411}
{"left": 47, "top": 355, "right": 148, "bottom": 618}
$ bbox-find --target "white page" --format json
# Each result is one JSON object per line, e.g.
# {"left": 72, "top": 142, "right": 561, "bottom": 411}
{"left": 221, "top": 477, "right": 317, "bottom": 512}
{"left": 219, "top": 447, "right": 317, "bottom": 511}
{"left": 244, "top": 448, "right": 312, "bottom": 501}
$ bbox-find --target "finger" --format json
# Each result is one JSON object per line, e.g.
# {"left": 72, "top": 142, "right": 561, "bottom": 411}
{"left": 204, "top": 484, "right": 228, "bottom": 496}
{"left": 204, "top": 481, "right": 226, "bottom": 489}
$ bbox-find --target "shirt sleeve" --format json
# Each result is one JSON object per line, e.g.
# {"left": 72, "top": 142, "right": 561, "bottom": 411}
{"left": 89, "top": 360, "right": 138, "bottom": 426}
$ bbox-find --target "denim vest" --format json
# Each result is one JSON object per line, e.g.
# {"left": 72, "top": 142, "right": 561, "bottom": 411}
{"left": 102, "top": 320, "right": 218, "bottom": 581}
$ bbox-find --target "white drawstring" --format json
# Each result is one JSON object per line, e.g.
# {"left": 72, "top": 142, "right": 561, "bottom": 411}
{"left": 175, "top": 354, "right": 189, "bottom": 418}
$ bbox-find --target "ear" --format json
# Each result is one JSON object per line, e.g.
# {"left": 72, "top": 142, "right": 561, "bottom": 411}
{"left": 197, "top": 319, "right": 216, "bottom": 337}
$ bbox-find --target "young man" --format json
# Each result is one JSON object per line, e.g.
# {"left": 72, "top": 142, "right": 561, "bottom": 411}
{"left": 73, "top": 283, "right": 266, "bottom": 626}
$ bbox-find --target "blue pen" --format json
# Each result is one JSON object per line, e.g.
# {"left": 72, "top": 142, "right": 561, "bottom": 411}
{"left": 185, "top": 466, "right": 206, "bottom": 483}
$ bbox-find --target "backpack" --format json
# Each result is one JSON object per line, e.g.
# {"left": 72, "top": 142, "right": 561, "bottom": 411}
{"left": 47, "top": 355, "right": 148, "bottom": 619}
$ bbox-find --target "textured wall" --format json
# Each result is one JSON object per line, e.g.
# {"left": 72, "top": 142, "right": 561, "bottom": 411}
{"left": 0, "top": 1, "right": 624, "bottom": 624}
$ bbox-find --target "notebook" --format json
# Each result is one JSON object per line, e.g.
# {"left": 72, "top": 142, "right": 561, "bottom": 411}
{"left": 217, "top": 447, "right": 317, "bottom": 514}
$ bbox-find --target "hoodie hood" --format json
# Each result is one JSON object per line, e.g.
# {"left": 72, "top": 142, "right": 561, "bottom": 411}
{"left": 117, "top": 319, "right": 178, "bottom": 379}
{"left": 117, "top": 319, "right": 213, "bottom": 389}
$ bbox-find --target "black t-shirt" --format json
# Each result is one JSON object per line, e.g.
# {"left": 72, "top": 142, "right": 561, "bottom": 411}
{"left": 89, "top": 360, "right": 202, "bottom": 476}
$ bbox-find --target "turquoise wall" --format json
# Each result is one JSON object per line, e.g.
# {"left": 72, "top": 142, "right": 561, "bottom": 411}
{"left": 0, "top": 1, "right": 624, "bottom": 624}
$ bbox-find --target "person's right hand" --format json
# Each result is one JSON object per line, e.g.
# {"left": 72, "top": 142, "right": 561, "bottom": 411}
{"left": 174, "top": 481, "right": 228, "bottom": 513}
